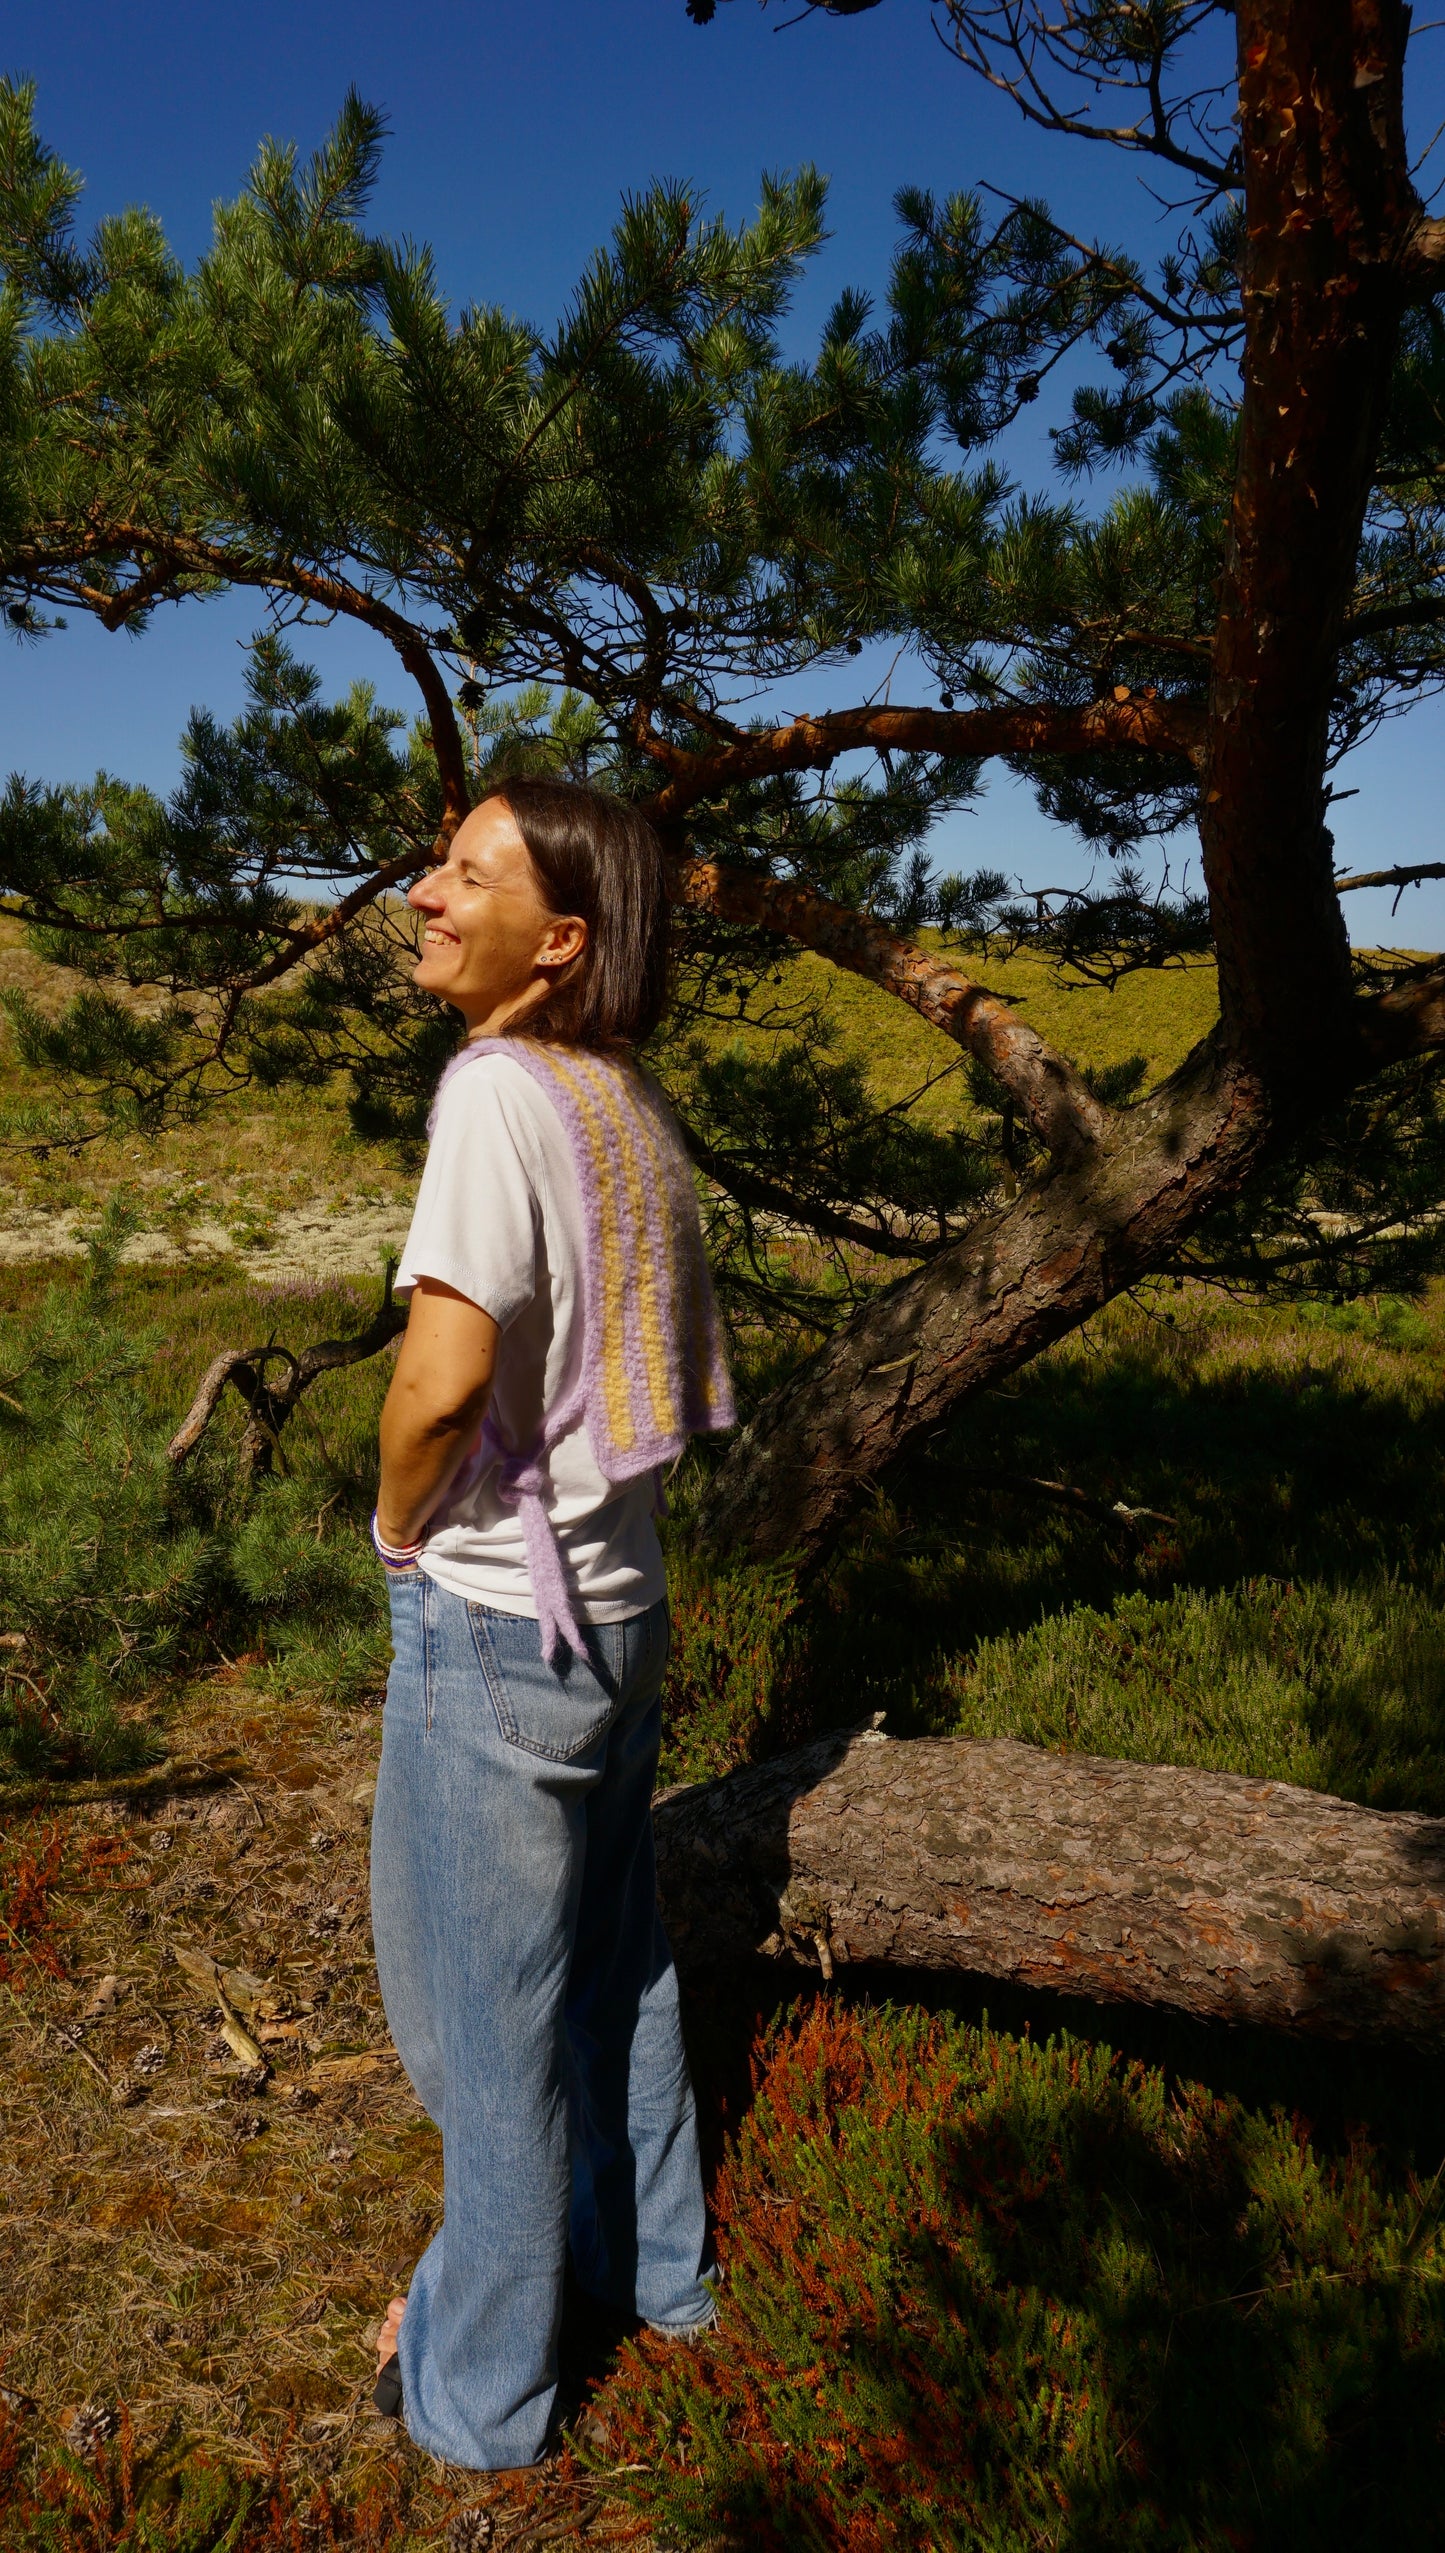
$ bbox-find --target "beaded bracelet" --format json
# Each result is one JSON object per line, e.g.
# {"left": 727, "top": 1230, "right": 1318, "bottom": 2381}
{"left": 371, "top": 1510, "right": 427, "bottom": 1574}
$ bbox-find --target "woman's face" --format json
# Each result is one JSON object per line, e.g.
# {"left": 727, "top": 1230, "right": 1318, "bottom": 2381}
{"left": 407, "top": 799, "right": 586, "bottom": 1035}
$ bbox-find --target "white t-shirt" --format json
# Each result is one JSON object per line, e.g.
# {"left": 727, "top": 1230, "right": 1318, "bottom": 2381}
{"left": 395, "top": 1053, "right": 666, "bottom": 1621}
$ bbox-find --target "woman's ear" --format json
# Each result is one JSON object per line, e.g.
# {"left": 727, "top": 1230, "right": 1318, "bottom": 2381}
{"left": 539, "top": 914, "right": 588, "bottom": 970}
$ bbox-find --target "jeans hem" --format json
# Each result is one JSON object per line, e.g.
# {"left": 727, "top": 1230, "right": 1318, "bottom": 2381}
{"left": 400, "top": 2413, "right": 552, "bottom": 2474}
{"left": 643, "top": 2305, "right": 719, "bottom": 2340}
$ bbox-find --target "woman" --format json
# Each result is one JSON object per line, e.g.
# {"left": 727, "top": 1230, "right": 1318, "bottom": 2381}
{"left": 368, "top": 777, "right": 734, "bottom": 2471}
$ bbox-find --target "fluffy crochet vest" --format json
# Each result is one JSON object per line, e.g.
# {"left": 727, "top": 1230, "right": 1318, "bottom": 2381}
{"left": 429, "top": 1037, "right": 735, "bottom": 1659}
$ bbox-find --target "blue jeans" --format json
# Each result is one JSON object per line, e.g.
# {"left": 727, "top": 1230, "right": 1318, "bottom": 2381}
{"left": 369, "top": 1574, "right": 714, "bottom": 2471}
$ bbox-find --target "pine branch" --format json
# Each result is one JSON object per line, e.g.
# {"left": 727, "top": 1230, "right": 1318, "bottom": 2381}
{"left": 679, "top": 1120, "right": 964, "bottom": 1260}
{"left": 931, "top": 2, "right": 1236, "bottom": 198}
{"left": 1358, "top": 962, "right": 1445, "bottom": 1067}
{"left": 1402, "top": 212, "right": 1445, "bottom": 296}
{"left": 1335, "top": 861, "right": 1445, "bottom": 896}
{"left": 671, "top": 854, "right": 1111, "bottom": 1155}
{"left": 167, "top": 1266, "right": 407, "bottom": 1474}
{"left": 949, "top": 1467, "right": 1178, "bottom": 1537}
{"left": 644, "top": 693, "right": 1206, "bottom": 818}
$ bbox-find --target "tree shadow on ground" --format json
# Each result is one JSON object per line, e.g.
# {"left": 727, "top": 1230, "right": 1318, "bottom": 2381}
{"left": 661, "top": 1960, "right": 1445, "bottom": 2553}
{"left": 768, "top": 1305, "right": 1445, "bottom": 1810}
{"left": 865, "top": 1311, "right": 1445, "bottom": 1645}
{"left": 682, "top": 1954, "right": 1445, "bottom": 2224}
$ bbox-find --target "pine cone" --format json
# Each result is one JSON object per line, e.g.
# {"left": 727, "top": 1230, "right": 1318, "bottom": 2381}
{"left": 61, "top": 2404, "right": 120, "bottom": 2457}
{"left": 446, "top": 2508, "right": 495, "bottom": 2551}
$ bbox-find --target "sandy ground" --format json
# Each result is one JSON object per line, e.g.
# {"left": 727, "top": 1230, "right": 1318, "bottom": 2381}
{"left": 0, "top": 1200, "right": 417, "bottom": 1282}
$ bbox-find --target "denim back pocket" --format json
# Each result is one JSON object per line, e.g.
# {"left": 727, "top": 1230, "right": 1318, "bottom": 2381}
{"left": 467, "top": 1604, "right": 624, "bottom": 1764}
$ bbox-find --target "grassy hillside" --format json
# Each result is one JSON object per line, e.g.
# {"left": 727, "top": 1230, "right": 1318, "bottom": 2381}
{"left": 806, "top": 939, "right": 1219, "bottom": 1126}
{"left": 2, "top": 914, "right": 1218, "bottom": 1224}
{"left": 0, "top": 917, "right": 418, "bottom": 1237}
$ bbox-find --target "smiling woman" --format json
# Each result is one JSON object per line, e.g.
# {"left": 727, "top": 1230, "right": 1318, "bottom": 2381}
{"left": 365, "top": 776, "right": 735, "bottom": 2474}
{"left": 407, "top": 795, "right": 588, "bottom": 1037}
{"left": 374, "top": 781, "right": 677, "bottom": 1557}
{"left": 409, "top": 779, "right": 673, "bottom": 1050}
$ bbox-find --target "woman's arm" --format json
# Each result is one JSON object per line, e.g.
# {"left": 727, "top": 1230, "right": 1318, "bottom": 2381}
{"left": 376, "top": 1277, "right": 500, "bottom": 1547}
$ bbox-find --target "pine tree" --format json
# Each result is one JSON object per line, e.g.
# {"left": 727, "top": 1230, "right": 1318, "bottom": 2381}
{"left": 3, "top": 4, "right": 1445, "bottom": 1561}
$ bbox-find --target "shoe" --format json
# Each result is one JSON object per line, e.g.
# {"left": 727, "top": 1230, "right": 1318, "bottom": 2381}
{"left": 373, "top": 2354, "right": 404, "bottom": 2419}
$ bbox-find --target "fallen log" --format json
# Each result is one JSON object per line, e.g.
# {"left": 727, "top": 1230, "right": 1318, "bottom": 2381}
{"left": 652, "top": 1730, "right": 1445, "bottom": 2044}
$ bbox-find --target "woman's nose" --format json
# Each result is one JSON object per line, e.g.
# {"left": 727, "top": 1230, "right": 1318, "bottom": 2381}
{"left": 408, "top": 872, "right": 445, "bottom": 913}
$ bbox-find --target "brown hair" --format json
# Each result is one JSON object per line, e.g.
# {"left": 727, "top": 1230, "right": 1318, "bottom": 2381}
{"left": 489, "top": 777, "right": 670, "bottom": 1050}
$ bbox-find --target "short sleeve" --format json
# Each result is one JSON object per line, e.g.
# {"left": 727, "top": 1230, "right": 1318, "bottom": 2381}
{"left": 395, "top": 1058, "right": 544, "bottom": 1331}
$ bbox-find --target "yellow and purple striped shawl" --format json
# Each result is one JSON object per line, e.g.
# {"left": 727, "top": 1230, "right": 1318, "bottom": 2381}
{"left": 429, "top": 1037, "right": 734, "bottom": 1656}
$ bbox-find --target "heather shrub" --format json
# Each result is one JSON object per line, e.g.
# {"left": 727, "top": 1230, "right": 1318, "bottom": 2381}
{"left": 947, "top": 1573, "right": 1445, "bottom": 1813}
{"left": 0, "top": 1820, "right": 66, "bottom": 1984}
{"left": 0, "top": 2405, "right": 414, "bottom": 2551}
{"left": 597, "top": 2001, "right": 1445, "bottom": 2552}
{"left": 658, "top": 1547, "right": 805, "bottom": 1783}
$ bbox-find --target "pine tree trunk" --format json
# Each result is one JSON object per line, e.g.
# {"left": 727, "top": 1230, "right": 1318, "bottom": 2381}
{"left": 701, "top": 1033, "right": 1266, "bottom": 1562}
{"left": 653, "top": 1728, "right": 1445, "bottom": 2044}
{"left": 696, "top": 1, "right": 1432, "bottom": 1569}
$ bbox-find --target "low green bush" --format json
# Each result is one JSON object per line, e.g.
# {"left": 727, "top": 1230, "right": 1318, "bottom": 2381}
{"left": 0, "top": 1225, "right": 388, "bottom": 1777}
{"left": 948, "top": 1573, "right": 1445, "bottom": 1812}
{"left": 0, "top": 1215, "right": 225, "bottom": 1774}
{"left": 659, "top": 1547, "right": 806, "bottom": 1784}
{"left": 1297, "top": 1294, "right": 1433, "bottom": 1352}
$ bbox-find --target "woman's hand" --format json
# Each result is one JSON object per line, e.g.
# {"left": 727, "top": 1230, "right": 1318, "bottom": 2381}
{"left": 377, "top": 1278, "right": 500, "bottom": 1548}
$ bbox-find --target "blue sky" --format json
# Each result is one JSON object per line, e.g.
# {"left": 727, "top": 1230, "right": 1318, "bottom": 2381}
{"left": 4, "top": 0, "right": 1444, "bottom": 949}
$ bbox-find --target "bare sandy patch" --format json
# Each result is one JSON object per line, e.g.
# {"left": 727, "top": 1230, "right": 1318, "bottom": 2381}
{"left": 0, "top": 1200, "right": 416, "bottom": 1281}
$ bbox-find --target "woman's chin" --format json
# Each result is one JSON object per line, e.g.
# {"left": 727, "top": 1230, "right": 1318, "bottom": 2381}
{"left": 412, "top": 957, "right": 480, "bottom": 1023}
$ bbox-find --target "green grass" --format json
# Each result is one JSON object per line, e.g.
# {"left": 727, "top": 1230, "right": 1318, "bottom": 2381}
{"left": 660, "top": 1282, "right": 1445, "bottom": 1813}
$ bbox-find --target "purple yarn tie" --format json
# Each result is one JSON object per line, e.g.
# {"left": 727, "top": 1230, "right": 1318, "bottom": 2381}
{"left": 502, "top": 1465, "right": 585, "bottom": 1666}
{"left": 479, "top": 1412, "right": 585, "bottom": 1666}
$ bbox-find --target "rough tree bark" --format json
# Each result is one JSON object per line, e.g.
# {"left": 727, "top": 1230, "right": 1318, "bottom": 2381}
{"left": 670, "top": 853, "right": 1111, "bottom": 1154}
{"left": 653, "top": 1728, "right": 1445, "bottom": 2044}
{"left": 700, "top": 1031, "right": 1269, "bottom": 1562}
{"left": 1197, "top": 0, "right": 1415, "bottom": 1104}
